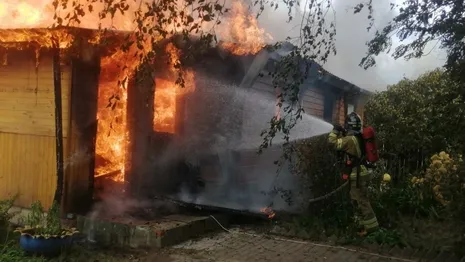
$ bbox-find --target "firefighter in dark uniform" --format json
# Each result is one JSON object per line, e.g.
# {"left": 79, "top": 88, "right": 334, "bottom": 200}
{"left": 328, "top": 112, "right": 379, "bottom": 236}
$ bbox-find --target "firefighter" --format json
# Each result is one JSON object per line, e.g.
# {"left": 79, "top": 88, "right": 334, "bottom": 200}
{"left": 328, "top": 112, "right": 379, "bottom": 236}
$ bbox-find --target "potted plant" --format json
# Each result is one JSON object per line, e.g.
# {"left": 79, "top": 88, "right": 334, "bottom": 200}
{"left": 15, "top": 201, "right": 78, "bottom": 257}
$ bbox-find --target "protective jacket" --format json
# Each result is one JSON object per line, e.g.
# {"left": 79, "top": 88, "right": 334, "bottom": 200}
{"left": 328, "top": 129, "right": 367, "bottom": 181}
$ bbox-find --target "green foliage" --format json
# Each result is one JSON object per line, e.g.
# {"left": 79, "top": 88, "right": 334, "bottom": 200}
{"left": 362, "top": 228, "right": 406, "bottom": 247}
{"left": 366, "top": 69, "right": 465, "bottom": 154}
{"left": 0, "top": 240, "right": 47, "bottom": 262}
{"left": 294, "top": 134, "right": 340, "bottom": 200}
{"left": 290, "top": 135, "right": 459, "bottom": 247}
{"left": 368, "top": 163, "right": 437, "bottom": 226}
{"left": 0, "top": 194, "right": 18, "bottom": 227}
{"left": 17, "top": 201, "right": 77, "bottom": 238}
{"left": 357, "top": 0, "right": 465, "bottom": 84}
{"left": 290, "top": 135, "right": 356, "bottom": 237}
{"left": 364, "top": 69, "right": 465, "bottom": 179}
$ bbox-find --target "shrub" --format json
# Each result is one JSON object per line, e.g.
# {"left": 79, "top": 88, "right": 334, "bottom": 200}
{"left": 292, "top": 134, "right": 356, "bottom": 236}
{"left": 365, "top": 69, "right": 465, "bottom": 181}
{"left": 0, "top": 194, "right": 18, "bottom": 227}
{"left": 16, "top": 201, "right": 78, "bottom": 238}
{"left": 415, "top": 151, "right": 465, "bottom": 219}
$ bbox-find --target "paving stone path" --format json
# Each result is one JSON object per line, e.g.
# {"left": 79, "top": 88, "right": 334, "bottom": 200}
{"left": 171, "top": 229, "right": 416, "bottom": 262}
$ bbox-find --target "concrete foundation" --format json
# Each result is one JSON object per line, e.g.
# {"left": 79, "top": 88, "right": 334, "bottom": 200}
{"left": 77, "top": 214, "right": 229, "bottom": 249}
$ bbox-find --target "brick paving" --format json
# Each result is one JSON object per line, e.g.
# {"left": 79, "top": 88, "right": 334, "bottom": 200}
{"left": 171, "top": 229, "right": 416, "bottom": 262}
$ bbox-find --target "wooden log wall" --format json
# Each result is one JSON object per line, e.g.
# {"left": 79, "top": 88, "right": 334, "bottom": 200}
{"left": 0, "top": 49, "right": 71, "bottom": 209}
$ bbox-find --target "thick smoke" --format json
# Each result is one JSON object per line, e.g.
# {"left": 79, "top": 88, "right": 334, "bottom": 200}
{"left": 253, "top": 0, "right": 446, "bottom": 91}
{"left": 173, "top": 72, "right": 332, "bottom": 213}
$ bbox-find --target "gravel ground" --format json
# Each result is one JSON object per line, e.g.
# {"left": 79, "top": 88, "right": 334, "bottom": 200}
{"left": 52, "top": 228, "right": 417, "bottom": 262}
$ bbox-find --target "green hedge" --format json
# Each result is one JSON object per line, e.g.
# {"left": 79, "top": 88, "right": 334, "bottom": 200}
{"left": 364, "top": 69, "right": 465, "bottom": 180}
{"left": 290, "top": 134, "right": 356, "bottom": 236}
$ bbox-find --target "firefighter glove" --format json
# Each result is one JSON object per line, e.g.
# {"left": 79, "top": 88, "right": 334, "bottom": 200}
{"left": 333, "top": 124, "right": 345, "bottom": 132}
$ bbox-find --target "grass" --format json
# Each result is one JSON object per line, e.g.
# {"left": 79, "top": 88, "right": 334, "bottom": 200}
{"left": 0, "top": 242, "right": 155, "bottom": 262}
{"left": 0, "top": 237, "right": 202, "bottom": 262}
{"left": 0, "top": 236, "right": 146, "bottom": 262}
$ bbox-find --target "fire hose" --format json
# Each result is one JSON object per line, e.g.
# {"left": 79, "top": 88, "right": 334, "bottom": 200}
{"left": 307, "top": 180, "right": 348, "bottom": 203}
{"left": 259, "top": 181, "right": 349, "bottom": 218}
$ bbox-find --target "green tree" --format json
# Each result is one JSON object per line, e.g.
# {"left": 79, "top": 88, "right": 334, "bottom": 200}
{"left": 356, "top": 0, "right": 465, "bottom": 86}
{"left": 365, "top": 69, "right": 465, "bottom": 172}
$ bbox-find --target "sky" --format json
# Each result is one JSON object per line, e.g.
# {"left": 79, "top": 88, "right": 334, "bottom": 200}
{"left": 0, "top": 0, "right": 445, "bottom": 92}
{"left": 253, "top": 0, "right": 447, "bottom": 92}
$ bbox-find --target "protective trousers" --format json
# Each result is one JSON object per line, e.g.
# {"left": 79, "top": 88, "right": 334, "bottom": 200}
{"left": 349, "top": 175, "right": 379, "bottom": 233}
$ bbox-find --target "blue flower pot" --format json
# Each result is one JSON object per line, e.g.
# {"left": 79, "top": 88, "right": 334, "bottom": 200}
{"left": 19, "top": 234, "right": 74, "bottom": 257}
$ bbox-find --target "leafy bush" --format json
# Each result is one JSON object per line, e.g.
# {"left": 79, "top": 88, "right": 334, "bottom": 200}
{"left": 0, "top": 240, "right": 46, "bottom": 262}
{"left": 16, "top": 201, "right": 78, "bottom": 238}
{"left": 0, "top": 194, "right": 18, "bottom": 227}
{"left": 286, "top": 69, "right": 465, "bottom": 250}
{"left": 292, "top": 134, "right": 356, "bottom": 236}
{"left": 414, "top": 152, "right": 465, "bottom": 220}
{"left": 424, "top": 152, "right": 461, "bottom": 206}
{"left": 362, "top": 228, "right": 406, "bottom": 247}
{"left": 365, "top": 69, "right": 465, "bottom": 180}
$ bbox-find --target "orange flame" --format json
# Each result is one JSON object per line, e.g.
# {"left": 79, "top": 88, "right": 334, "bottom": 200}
{"left": 260, "top": 207, "right": 276, "bottom": 219}
{"left": 94, "top": 33, "right": 153, "bottom": 182}
{"left": 94, "top": 51, "right": 130, "bottom": 182}
{"left": 0, "top": 0, "right": 137, "bottom": 30}
{"left": 0, "top": 1, "right": 51, "bottom": 28}
{"left": 154, "top": 43, "right": 195, "bottom": 134}
{"left": 219, "top": 1, "right": 272, "bottom": 55}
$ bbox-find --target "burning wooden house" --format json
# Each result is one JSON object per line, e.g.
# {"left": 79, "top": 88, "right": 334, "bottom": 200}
{"left": 0, "top": 25, "right": 261, "bottom": 213}
{"left": 0, "top": 22, "right": 371, "bottom": 216}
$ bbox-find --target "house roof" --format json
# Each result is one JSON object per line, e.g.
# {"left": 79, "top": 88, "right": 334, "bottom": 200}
{"left": 265, "top": 42, "right": 372, "bottom": 96}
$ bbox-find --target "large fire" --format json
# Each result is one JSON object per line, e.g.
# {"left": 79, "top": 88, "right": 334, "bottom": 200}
{"left": 219, "top": 1, "right": 272, "bottom": 55}
{"left": 94, "top": 50, "right": 130, "bottom": 182}
{"left": 0, "top": 0, "right": 271, "bottom": 189}
{"left": 154, "top": 43, "right": 196, "bottom": 134}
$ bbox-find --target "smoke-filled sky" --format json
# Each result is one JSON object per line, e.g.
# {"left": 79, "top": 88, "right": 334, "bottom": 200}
{"left": 0, "top": 0, "right": 446, "bottom": 92}
{"left": 254, "top": 0, "right": 447, "bottom": 92}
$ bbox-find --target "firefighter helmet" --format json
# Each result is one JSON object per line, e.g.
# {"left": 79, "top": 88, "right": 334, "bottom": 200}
{"left": 344, "top": 112, "right": 362, "bottom": 133}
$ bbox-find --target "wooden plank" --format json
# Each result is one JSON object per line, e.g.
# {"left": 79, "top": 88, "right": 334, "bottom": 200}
{"left": 333, "top": 97, "right": 345, "bottom": 125}
{"left": 302, "top": 97, "right": 324, "bottom": 106}
{"left": 0, "top": 109, "right": 67, "bottom": 120}
{"left": 0, "top": 126, "right": 55, "bottom": 137}
{"left": 0, "top": 116, "right": 69, "bottom": 137}
{"left": 0, "top": 132, "right": 68, "bottom": 209}
{"left": 301, "top": 87, "right": 324, "bottom": 118}
{"left": 251, "top": 79, "right": 276, "bottom": 97}
{"left": 303, "top": 102, "right": 324, "bottom": 111}
{"left": 0, "top": 117, "right": 69, "bottom": 127}
{"left": 0, "top": 93, "right": 69, "bottom": 102}
{"left": 302, "top": 94, "right": 324, "bottom": 105}
{"left": 0, "top": 50, "right": 71, "bottom": 137}
{"left": 0, "top": 103, "right": 69, "bottom": 113}
{"left": 0, "top": 72, "right": 71, "bottom": 80}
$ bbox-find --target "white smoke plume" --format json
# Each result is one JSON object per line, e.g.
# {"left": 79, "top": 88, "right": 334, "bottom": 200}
{"left": 253, "top": 0, "right": 447, "bottom": 91}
